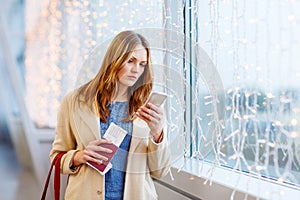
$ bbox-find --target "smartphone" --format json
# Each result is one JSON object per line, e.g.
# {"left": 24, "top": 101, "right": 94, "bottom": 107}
{"left": 145, "top": 91, "right": 167, "bottom": 107}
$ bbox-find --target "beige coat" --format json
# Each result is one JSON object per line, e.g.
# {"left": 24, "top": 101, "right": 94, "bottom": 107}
{"left": 50, "top": 91, "right": 171, "bottom": 200}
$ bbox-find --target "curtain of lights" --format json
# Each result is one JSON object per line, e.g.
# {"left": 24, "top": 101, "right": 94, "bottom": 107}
{"left": 192, "top": 0, "right": 300, "bottom": 190}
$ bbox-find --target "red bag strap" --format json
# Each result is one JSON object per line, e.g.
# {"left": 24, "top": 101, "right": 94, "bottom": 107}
{"left": 41, "top": 152, "right": 66, "bottom": 200}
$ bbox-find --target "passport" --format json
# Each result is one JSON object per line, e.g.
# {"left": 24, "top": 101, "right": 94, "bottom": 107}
{"left": 86, "top": 122, "right": 127, "bottom": 175}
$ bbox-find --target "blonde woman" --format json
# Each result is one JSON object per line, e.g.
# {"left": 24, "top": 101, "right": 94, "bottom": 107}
{"left": 50, "top": 30, "right": 171, "bottom": 200}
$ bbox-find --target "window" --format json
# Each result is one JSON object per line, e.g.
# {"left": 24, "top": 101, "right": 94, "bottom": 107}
{"left": 186, "top": 0, "right": 300, "bottom": 188}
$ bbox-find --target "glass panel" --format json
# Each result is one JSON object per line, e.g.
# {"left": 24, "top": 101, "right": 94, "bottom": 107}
{"left": 192, "top": 0, "right": 300, "bottom": 187}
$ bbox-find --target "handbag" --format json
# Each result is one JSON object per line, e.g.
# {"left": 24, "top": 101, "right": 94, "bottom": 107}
{"left": 41, "top": 152, "right": 66, "bottom": 200}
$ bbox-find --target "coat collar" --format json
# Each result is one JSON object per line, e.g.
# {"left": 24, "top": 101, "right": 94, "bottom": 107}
{"left": 76, "top": 102, "right": 100, "bottom": 140}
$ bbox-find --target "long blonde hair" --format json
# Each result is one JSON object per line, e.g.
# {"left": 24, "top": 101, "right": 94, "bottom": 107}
{"left": 76, "top": 30, "right": 153, "bottom": 122}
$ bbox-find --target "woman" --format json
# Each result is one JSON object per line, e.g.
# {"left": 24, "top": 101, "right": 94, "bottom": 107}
{"left": 50, "top": 30, "right": 171, "bottom": 200}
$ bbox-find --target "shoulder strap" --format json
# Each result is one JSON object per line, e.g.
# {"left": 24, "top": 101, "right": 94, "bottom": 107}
{"left": 41, "top": 152, "right": 66, "bottom": 200}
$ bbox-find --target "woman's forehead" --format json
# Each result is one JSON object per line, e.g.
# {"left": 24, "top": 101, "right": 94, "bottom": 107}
{"left": 131, "top": 45, "right": 147, "bottom": 61}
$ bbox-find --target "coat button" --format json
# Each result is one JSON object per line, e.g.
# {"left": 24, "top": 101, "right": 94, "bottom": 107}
{"left": 97, "top": 190, "right": 102, "bottom": 195}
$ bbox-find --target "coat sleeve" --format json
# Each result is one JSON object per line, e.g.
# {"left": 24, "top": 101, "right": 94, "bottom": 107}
{"left": 49, "top": 91, "right": 81, "bottom": 174}
{"left": 147, "top": 127, "right": 171, "bottom": 179}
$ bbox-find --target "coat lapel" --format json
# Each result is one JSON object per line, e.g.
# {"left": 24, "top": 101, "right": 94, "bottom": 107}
{"left": 129, "top": 118, "right": 150, "bottom": 153}
{"left": 72, "top": 102, "right": 100, "bottom": 146}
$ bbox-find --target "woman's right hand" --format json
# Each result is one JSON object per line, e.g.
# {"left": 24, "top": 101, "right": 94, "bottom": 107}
{"left": 73, "top": 139, "right": 113, "bottom": 167}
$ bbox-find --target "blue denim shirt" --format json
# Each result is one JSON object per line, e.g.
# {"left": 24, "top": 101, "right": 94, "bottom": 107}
{"left": 100, "top": 101, "right": 132, "bottom": 200}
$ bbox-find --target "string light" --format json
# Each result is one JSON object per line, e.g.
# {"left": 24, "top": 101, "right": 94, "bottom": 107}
{"left": 25, "top": 0, "right": 165, "bottom": 128}
{"left": 194, "top": 0, "right": 300, "bottom": 196}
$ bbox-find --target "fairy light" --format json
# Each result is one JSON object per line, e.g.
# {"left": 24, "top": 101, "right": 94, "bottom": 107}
{"left": 25, "top": 0, "right": 165, "bottom": 128}
{"left": 194, "top": 0, "right": 300, "bottom": 196}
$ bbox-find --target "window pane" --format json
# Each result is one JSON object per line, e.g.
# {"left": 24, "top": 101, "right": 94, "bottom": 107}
{"left": 192, "top": 0, "right": 300, "bottom": 186}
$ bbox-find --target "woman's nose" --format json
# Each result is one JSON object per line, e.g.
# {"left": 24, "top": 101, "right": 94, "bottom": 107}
{"left": 131, "top": 62, "right": 139, "bottom": 72}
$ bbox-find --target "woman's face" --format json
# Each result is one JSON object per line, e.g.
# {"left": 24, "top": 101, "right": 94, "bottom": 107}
{"left": 117, "top": 44, "right": 148, "bottom": 89}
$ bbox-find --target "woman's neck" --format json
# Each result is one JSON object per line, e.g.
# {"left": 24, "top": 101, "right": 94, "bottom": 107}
{"left": 113, "top": 87, "right": 129, "bottom": 102}
{"left": 113, "top": 95, "right": 128, "bottom": 102}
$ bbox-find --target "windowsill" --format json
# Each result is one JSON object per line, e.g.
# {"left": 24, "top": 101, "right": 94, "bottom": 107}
{"left": 163, "top": 157, "right": 300, "bottom": 200}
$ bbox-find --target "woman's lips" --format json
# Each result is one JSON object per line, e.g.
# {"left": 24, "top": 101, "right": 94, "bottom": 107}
{"left": 128, "top": 76, "right": 137, "bottom": 80}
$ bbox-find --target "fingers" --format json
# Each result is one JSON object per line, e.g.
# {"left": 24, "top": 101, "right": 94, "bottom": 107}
{"left": 146, "top": 102, "right": 163, "bottom": 114}
{"left": 136, "top": 103, "right": 165, "bottom": 136}
{"left": 89, "top": 138, "right": 112, "bottom": 146}
{"left": 136, "top": 103, "right": 162, "bottom": 122}
{"left": 84, "top": 139, "right": 113, "bottom": 164}
{"left": 86, "top": 150, "right": 108, "bottom": 165}
{"left": 81, "top": 149, "right": 106, "bottom": 165}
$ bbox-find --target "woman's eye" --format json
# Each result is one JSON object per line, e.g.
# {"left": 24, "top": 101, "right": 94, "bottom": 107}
{"left": 140, "top": 63, "right": 147, "bottom": 67}
{"left": 128, "top": 59, "right": 133, "bottom": 63}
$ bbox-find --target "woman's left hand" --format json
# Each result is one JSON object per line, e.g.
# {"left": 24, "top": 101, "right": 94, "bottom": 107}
{"left": 136, "top": 102, "right": 164, "bottom": 140}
